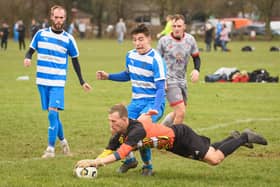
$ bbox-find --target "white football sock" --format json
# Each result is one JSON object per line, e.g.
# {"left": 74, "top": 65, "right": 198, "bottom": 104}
{"left": 47, "top": 146, "right": 55, "bottom": 152}
{"left": 161, "top": 113, "right": 174, "bottom": 127}
{"left": 60, "top": 138, "right": 68, "bottom": 145}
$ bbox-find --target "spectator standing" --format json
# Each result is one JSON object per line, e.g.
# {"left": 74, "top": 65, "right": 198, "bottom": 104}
{"left": 204, "top": 22, "right": 214, "bottom": 52}
{"left": 67, "top": 20, "right": 76, "bottom": 35}
{"left": 220, "top": 24, "right": 230, "bottom": 52}
{"left": 30, "top": 19, "right": 40, "bottom": 39}
{"left": 214, "top": 21, "right": 222, "bottom": 51}
{"left": 105, "top": 24, "right": 114, "bottom": 38}
{"left": 13, "top": 21, "right": 19, "bottom": 42}
{"left": 17, "top": 20, "right": 26, "bottom": 50}
{"left": 115, "top": 18, "right": 127, "bottom": 43}
{"left": 78, "top": 20, "right": 86, "bottom": 39}
{"left": 41, "top": 18, "right": 49, "bottom": 29}
{"left": 1, "top": 22, "right": 9, "bottom": 50}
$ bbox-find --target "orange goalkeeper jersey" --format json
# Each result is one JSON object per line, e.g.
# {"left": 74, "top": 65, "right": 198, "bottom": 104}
{"left": 107, "top": 119, "right": 175, "bottom": 160}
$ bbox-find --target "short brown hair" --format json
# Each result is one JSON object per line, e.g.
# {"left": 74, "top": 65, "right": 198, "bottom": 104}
{"left": 130, "top": 24, "right": 151, "bottom": 37}
{"left": 172, "top": 14, "right": 185, "bottom": 23}
{"left": 50, "top": 5, "right": 66, "bottom": 17}
{"left": 108, "top": 104, "right": 128, "bottom": 118}
{"left": 166, "top": 15, "right": 173, "bottom": 20}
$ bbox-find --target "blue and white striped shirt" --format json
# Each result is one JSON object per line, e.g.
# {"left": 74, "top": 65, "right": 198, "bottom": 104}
{"left": 30, "top": 27, "right": 79, "bottom": 87}
{"left": 125, "top": 49, "right": 166, "bottom": 99}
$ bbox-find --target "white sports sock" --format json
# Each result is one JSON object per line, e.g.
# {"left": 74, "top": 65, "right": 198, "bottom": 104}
{"left": 161, "top": 113, "right": 174, "bottom": 127}
{"left": 47, "top": 146, "right": 55, "bottom": 152}
{"left": 126, "top": 152, "right": 135, "bottom": 159}
{"left": 60, "top": 138, "right": 68, "bottom": 145}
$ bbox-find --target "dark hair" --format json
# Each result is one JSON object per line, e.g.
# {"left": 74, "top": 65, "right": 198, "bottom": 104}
{"left": 108, "top": 104, "right": 128, "bottom": 118}
{"left": 172, "top": 14, "right": 185, "bottom": 23}
{"left": 130, "top": 24, "right": 150, "bottom": 37}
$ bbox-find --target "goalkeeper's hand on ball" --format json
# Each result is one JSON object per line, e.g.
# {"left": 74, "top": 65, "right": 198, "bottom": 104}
{"left": 75, "top": 158, "right": 106, "bottom": 169}
{"left": 75, "top": 159, "right": 95, "bottom": 168}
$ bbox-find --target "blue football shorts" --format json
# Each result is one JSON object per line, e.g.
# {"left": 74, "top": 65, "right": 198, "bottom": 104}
{"left": 127, "top": 98, "right": 165, "bottom": 123}
{"left": 38, "top": 85, "right": 65, "bottom": 110}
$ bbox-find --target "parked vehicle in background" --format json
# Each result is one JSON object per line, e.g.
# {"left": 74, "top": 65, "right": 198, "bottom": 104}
{"left": 271, "top": 21, "right": 280, "bottom": 35}
{"left": 190, "top": 18, "right": 280, "bottom": 37}
{"left": 272, "top": 29, "right": 280, "bottom": 35}
{"left": 244, "top": 23, "right": 265, "bottom": 35}
{"left": 233, "top": 22, "right": 280, "bottom": 36}
{"left": 190, "top": 21, "right": 205, "bottom": 35}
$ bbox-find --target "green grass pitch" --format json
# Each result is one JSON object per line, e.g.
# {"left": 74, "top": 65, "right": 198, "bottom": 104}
{"left": 0, "top": 39, "right": 279, "bottom": 187}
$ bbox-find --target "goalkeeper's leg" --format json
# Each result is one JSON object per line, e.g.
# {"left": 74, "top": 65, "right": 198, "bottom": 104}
{"left": 118, "top": 152, "right": 138, "bottom": 173}
{"left": 139, "top": 148, "right": 153, "bottom": 176}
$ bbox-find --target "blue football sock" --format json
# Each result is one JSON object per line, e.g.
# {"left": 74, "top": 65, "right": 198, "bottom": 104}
{"left": 57, "top": 113, "right": 64, "bottom": 141}
{"left": 142, "top": 164, "right": 153, "bottom": 169}
{"left": 124, "top": 157, "right": 137, "bottom": 164}
{"left": 124, "top": 152, "right": 137, "bottom": 164}
{"left": 140, "top": 148, "right": 152, "bottom": 168}
{"left": 48, "top": 110, "right": 58, "bottom": 147}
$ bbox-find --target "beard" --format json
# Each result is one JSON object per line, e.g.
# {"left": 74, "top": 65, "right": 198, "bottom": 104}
{"left": 52, "top": 22, "right": 64, "bottom": 31}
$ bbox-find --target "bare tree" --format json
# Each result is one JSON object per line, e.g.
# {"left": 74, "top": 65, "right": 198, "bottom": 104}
{"left": 252, "top": 0, "right": 279, "bottom": 39}
{"left": 1, "top": 0, "right": 279, "bottom": 39}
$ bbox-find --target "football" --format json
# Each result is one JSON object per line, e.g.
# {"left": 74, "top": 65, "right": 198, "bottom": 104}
{"left": 75, "top": 167, "right": 98, "bottom": 179}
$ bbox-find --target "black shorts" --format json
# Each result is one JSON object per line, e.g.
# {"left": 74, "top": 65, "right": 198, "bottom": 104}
{"left": 169, "top": 124, "right": 210, "bottom": 160}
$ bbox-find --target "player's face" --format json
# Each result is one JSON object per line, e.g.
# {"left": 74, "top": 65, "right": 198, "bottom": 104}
{"left": 172, "top": 19, "right": 185, "bottom": 38}
{"left": 51, "top": 8, "right": 66, "bottom": 31}
{"left": 132, "top": 33, "right": 151, "bottom": 55}
{"left": 108, "top": 112, "right": 127, "bottom": 133}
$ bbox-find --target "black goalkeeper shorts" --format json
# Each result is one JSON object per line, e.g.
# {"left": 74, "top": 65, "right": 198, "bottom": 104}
{"left": 169, "top": 124, "right": 210, "bottom": 160}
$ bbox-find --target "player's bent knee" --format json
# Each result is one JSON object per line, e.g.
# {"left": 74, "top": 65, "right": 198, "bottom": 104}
{"left": 203, "top": 147, "right": 225, "bottom": 166}
{"left": 48, "top": 110, "right": 58, "bottom": 121}
{"left": 207, "top": 158, "right": 223, "bottom": 166}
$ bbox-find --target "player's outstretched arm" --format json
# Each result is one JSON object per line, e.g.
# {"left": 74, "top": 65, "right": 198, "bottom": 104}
{"left": 82, "top": 82, "right": 92, "bottom": 92}
{"left": 97, "top": 70, "right": 130, "bottom": 82}
{"left": 75, "top": 154, "right": 117, "bottom": 168}
{"left": 96, "top": 71, "right": 109, "bottom": 80}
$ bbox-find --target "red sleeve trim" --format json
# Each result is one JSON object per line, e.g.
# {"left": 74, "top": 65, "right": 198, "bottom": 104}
{"left": 170, "top": 100, "right": 184, "bottom": 107}
{"left": 191, "top": 52, "right": 200, "bottom": 57}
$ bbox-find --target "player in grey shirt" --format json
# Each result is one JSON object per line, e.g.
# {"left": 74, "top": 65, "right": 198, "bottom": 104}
{"left": 157, "top": 14, "right": 201, "bottom": 126}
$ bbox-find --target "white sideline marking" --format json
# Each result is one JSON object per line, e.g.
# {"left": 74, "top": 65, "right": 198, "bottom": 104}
{"left": 196, "top": 117, "right": 280, "bottom": 132}
{"left": 0, "top": 155, "right": 65, "bottom": 165}
{"left": 0, "top": 117, "right": 279, "bottom": 165}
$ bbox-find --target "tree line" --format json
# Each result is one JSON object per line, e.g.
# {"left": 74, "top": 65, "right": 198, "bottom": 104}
{"left": 0, "top": 0, "right": 279, "bottom": 39}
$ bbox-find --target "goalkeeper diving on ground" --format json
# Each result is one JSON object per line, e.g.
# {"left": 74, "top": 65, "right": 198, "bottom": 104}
{"left": 75, "top": 103, "right": 268, "bottom": 175}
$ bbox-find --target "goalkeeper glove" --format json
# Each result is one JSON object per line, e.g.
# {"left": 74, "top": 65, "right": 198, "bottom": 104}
{"left": 97, "top": 149, "right": 113, "bottom": 158}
